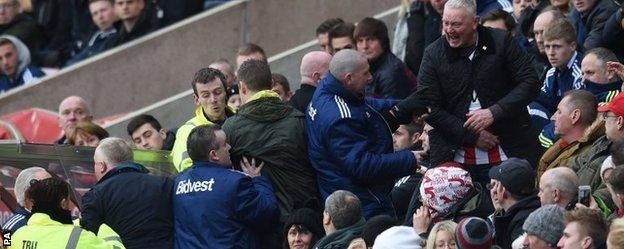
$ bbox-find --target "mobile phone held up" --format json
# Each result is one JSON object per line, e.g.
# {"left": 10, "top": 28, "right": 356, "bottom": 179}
{"left": 578, "top": 185, "right": 591, "bottom": 207}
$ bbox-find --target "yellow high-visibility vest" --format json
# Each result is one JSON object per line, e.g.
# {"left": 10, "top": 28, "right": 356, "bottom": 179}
{"left": 171, "top": 106, "right": 220, "bottom": 172}
{"left": 8, "top": 213, "right": 125, "bottom": 249}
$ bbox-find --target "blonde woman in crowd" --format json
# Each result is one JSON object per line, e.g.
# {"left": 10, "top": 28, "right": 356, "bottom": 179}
{"left": 426, "top": 220, "right": 458, "bottom": 249}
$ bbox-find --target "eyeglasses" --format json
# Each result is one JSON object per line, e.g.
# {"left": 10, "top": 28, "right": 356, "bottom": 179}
{"left": 603, "top": 112, "right": 620, "bottom": 119}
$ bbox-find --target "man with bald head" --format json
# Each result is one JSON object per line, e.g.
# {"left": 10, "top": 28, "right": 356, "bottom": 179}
{"left": 56, "top": 96, "right": 92, "bottom": 144}
{"left": 289, "top": 51, "right": 332, "bottom": 113}
{"left": 307, "top": 49, "right": 430, "bottom": 219}
{"left": 209, "top": 59, "right": 237, "bottom": 94}
{"left": 538, "top": 167, "right": 579, "bottom": 209}
{"left": 531, "top": 9, "right": 566, "bottom": 77}
{"left": 533, "top": 9, "right": 566, "bottom": 56}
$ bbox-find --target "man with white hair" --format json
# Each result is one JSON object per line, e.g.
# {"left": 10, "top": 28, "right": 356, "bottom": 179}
{"left": 289, "top": 51, "right": 332, "bottom": 113}
{"left": 307, "top": 49, "right": 430, "bottom": 219}
{"left": 56, "top": 95, "right": 93, "bottom": 144}
{"left": 531, "top": 9, "right": 566, "bottom": 77}
{"left": 80, "top": 137, "right": 174, "bottom": 249}
{"left": 1, "top": 167, "right": 50, "bottom": 234}
{"left": 417, "top": 0, "right": 540, "bottom": 187}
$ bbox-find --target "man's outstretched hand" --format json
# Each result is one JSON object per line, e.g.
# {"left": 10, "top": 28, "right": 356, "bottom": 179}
{"left": 392, "top": 86, "right": 433, "bottom": 124}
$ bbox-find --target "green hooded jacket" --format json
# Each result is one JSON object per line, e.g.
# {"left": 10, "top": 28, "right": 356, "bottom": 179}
{"left": 222, "top": 90, "right": 320, "bottom": 220}
{"left": 314, "top": 218, "right": 366, "bottom": 249}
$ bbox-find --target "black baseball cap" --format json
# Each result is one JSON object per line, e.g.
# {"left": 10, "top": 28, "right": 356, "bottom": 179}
{"left": 488, "top": 158, "right": 536, "bottom": 197}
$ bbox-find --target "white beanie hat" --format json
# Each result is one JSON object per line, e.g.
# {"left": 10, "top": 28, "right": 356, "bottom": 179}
{"left": 373, "top": 226, "right": 422, "bottom": 249}
{"left": 601, "top": 156, "right": 616, "bottom": 181}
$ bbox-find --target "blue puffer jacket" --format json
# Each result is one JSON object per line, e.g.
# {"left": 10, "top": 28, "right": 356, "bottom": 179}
{"left": 173, "top": 161, "right": 279, "bottom": 249}
{"left": 306, "top": 73, "right": 416, "bottom": 219}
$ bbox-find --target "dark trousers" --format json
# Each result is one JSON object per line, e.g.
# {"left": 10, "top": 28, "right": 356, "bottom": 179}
{"left": 464, "top": 163, "right": 498, "bottom": 214}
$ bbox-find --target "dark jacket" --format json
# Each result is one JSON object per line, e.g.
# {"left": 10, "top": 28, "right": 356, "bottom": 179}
{"left": 307, "top": 73, "right": 416, "bottom": 219}
{"left": 65, "top": 29, "right": 117, "bottom": 66}
{"left": 314, "top": 218, "right": 366, "bottom": 249}
{"left": 0, "top": 13, "right": 44, "bottom": 54}
{"left": 572, "top": 0, "right": 618, "bottom": 50}
{"left": 222, "top": 92, "right": 320, "bottom": 219}
{"left": 366, "top": 51, "right": 414, "bottom": 99}
{"left": 493, "top": 195, "right": 541, "bottom": 249}
{"left": 173, "top": 161, "right": 279, "bottom": 249}
{"left": 1, "top": 205, "right": 30, "bottom": 235}
{"left": 106, "top": 11, "right": 156, "bottom": 49}
{"left": 417, "top": 26, "right": 541, "bottom": 166}
{"left": 529, "top": 51, "right": 584, "bottom": 134}
{"left": 517, "top": 0, "right": 549, "bottom": 38}
{"left": 441, "top": 183, "right": 494, "bottom": 222}
{"left": 602, "top": 8, "right": 624, "bottom": 62}
{"left": 392, "top": 173, "right": 423, "bottom": 222}
{"left": 70, "top": 0, "right": 97, "bottom": 45}
{"left": 80, "top": 162, "right": 174, "bottom": 249}
{"left": 162, "top": 130, "right": 176, "bottom": 151}
{"left": 31, "top": 0, "right": 74, "bottom": 66}
{"left": 570, "top": 133, "right": 612, "bottom": 191}
{"left": 289, "top": 83, "right": 317, "bottom": 114}
{"left": 530, "top": 46, "right": 550, "bottom": 81}
{"left": 405, "top": 1, "right": 442, "bottom": 76}
{"left": 535, "top": 52, "right": 584, "bottom": 114}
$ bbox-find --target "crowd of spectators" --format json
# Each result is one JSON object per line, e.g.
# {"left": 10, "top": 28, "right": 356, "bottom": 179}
{"left": 0, "top": 0, "right": 227, "bottom": 93}
{"left": 4, "top": 0, "right": 624, "bottom": 248}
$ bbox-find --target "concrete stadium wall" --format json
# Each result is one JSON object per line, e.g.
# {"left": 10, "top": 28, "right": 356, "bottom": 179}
{"left": 0, "top": 0, "right": 398, "bottom": 117}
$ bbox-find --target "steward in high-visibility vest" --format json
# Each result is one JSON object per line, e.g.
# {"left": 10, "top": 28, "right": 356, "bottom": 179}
{"left": 171, "top": 68, "right": 238, "bottom": 172}
{"left": 171, "top": 105, "right": 235, "bottom": 172}
{"left": 8, "top": 213, "right": 125, "bottom": 249}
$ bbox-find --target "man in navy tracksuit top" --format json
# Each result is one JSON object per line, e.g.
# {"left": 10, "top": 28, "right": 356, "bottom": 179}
{"left": 173, "top": 125, "right": 279, "bottom": 249}
{"left": 307, "top": 49, "right": 429, "bottom": 219}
